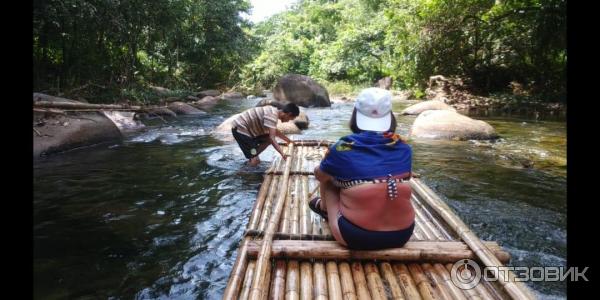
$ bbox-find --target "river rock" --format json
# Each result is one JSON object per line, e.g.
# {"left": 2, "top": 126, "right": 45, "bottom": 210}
{"left": 212, "top": 114, "right": 239, "bottom": 142}
{"left": 196, "top": 89, "right": 221, "bottom": 98}
{"left": 293, "top": 112, "right": 310, "bottom": 130}
{"left": 167, "top": 101, "right": 205, "bottom": 115}
{"left": 401, "top": 100, "right": 456, "bottom": 115}
{"left": 256, "top": 98, "right": 283, "bottom": 108}
{"left": 221, "top": 92, "right": 244, "bottom": 101}
{"left": 145, "top": 107, "right": 177, "bottom": 117}
{"left": 277, "top": 120, "right": 301, "bottom": 134}
{"left": 34, "top": 111, "right": 122, "bottom": 158}
{"left": 191, "top": 96, "right": 220, "bottom": 111}
{"left": 273, "top": 74, "right": 331, "bottom": 107}
{"left": 101, "top": 111, "right": 145, "bottom": 132}
{"left": 410, "top": 110, "right": 498, "bottom": 140}
{"left": 150, "top": 86, "right": 172, "bottom": 96}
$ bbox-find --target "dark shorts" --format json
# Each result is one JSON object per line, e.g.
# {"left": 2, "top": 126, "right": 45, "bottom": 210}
{"left": 337, "top": 213, "right": 415, "bottom": 250}
{"left": 232, "top": 127, "right": 270, "bottom": 159}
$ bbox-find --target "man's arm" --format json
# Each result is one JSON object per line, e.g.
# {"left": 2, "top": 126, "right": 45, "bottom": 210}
{"left": 275, "top": 129, "right": 292, "bottom": 144}
{"left": 268, "top": 127, "right": 287, "bottom": 158}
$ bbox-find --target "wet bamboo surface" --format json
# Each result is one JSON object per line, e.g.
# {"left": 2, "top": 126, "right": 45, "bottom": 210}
{"left": 223, "top": 141, "right": 537, "bottom": 300}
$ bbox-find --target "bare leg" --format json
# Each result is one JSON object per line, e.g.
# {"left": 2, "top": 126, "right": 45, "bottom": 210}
{"left": 248, "top": 141, "right": 271, "bottom": 166}
{"left": 255, "top": 141, "right": 271, "bottom": 156}
{"left": 320, "top": 180, "right": 348, "bottom": 246}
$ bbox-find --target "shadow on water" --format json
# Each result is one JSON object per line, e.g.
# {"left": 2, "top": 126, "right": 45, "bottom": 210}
{"left": 34, "top": 98, "right": 566, "bottom": 299}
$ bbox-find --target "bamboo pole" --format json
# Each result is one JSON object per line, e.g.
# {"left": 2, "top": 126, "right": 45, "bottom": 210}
{"left": 249, "top": 144, "right": 295, "bottom": 300}
{"left": 407, "top": 263, "right": 440, "bottom": 300}
{"left": 278, "top": 176, "right": 293, "bottom": 233}
{"left": 300, "top": 175, "right": 311, "bottom": 235}
{"left": 239, "top": 261, "right": 257, "bottom": 300}
{"left": 414, "top": 210, "right": 436, "bottom": 241}
{"left": 223, "top": 238, "right": 252, "bottom": 299}
{"left": 245, "top": 240, "right": 510, "bottom": 263}
{"left": 380, "top": 262, "right": 405, "bottom": 300}
{"left": 300, "top": 262, "right": 313, "bottom": 300}
{"left": 290, "top": 176, "right": 300, "bottom": 235}
{"left": 244, "top": 230, "right": 334, "bottom": 241}
{"left": 270, "top": 260, "right": 287, "bottom": 300}
{"left": 432, "top": 263, "right": 468, "bottom": 300}
{"left": 326, "top": 261, "right": 343, "bottom": 300}
{"left": 258, "top": 176, "right": 280, "bottom": 231}
{"left": 473, "top": 281, "right": 497, "bottom": 300}
{"left": 413, "top": 196, "right": 446, "bottom": 240}
{"left": 286, "top": 261, "right": 300, "bottom": 300}
{"left": 441, "top": 262, "right": 485, "bottom": 300}
{"left": 351, "top": 262, "right": 372, "bottom": 300}
{"left": 412, "top": 195, "right": 455, "bottom": 240}
{"left": 364, "top": 262, "right": 387, "bottom": 300}
{"left": 412, "top": 225, "right": 425, "bottom": 241}
{"left": 314, "top": 261, "right": 329, "bottom": 300}
{"left": 392, "top": 264, "right": 423, "bottom": 300}
{"left": 248, "top": 175, "right": 274, "bottom": 230}
{"left": 411, "top": 178, "right": 536, "bottom": 300}
{"left": 278, "top": 140, "right": 334, "bottom": 147}
{"left": 421, "top": 263, "right": 454, "bottom": 300}
{"left": 261, "top": 260, "right": 273, "bottom": 300}
{"left": 481, "top": 278, "right": 512, "bottom": 300}
{"left": 338, "top": 262, "right": 358, "bottom": 300}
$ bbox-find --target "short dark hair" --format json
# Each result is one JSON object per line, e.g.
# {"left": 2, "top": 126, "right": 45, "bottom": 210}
{"left": 282, "top": 103, "right": 300, "bottom": 117}
{"left": 349, "top": 108, "right": 397, "bottom": 133}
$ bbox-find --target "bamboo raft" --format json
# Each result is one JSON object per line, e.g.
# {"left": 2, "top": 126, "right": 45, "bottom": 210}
{"left": 223, "top": 140, "right": 537, "bottom": 300}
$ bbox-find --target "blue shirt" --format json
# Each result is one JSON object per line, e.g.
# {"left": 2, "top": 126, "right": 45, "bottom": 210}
{"left": 320, "top": 131, "right": 412, "bottom": 180}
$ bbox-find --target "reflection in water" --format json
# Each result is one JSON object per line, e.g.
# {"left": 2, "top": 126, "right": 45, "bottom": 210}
{"left": 34, "top": 98, "right": 566, "bottom": 299}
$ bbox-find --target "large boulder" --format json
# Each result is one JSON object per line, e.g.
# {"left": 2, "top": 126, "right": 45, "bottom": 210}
{"left": 34, "top": 111, "right": 122, "bottom": 158}
{"left": 410, "top": 110, "right": 498, "bottom": 140}
{"left": 190, "top": 96, "right": 220, "bottom": 111}
{"left": 401, "top": 100, "right": 456, "bottom": 115}
{"left": 196, "top": 89, "right": 221, "bottom": 98}
{"left": 293, "top": 112, "right": 310, "bottom": 130}
{"left": 273, "top": 74, "right": 331, "bottom": 107}
{"left": 167, "top": 101, "right": 205, "bottom": 115}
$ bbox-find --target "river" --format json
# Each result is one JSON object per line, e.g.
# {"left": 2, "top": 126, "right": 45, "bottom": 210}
{"left": 34, "top": 97, "right": 566, "bottom": 299}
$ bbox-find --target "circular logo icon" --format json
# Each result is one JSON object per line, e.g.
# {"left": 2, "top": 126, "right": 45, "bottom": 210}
{"left": 451, "top": 259, "right": 481, "bottom": 290}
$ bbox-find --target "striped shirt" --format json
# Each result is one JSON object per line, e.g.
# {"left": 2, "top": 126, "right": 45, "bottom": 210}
{"left": 232, "top": 106, "right": 279, "bottom": 137}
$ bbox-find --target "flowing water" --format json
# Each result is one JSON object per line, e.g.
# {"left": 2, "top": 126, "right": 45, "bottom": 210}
{"left": 34, "top": 97, "right": 566, "bottom": 299}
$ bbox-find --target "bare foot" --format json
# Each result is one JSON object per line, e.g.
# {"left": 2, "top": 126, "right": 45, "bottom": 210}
{"left": 248, "top": 157, "right": 260, "bottom": 166}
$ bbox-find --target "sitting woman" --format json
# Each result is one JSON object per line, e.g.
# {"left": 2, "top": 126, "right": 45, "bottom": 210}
{"left": 311, "top": 87, "right": 415, "bottom": 250}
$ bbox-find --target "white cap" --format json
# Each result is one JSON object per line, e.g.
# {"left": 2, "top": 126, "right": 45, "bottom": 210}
{"left": 355, "top": 87, "right": 392, "bottom": 132}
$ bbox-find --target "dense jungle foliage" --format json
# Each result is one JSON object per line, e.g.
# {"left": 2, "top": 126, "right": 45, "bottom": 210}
{"left": 33, "top": 0, "right": 566, "bottom": 103}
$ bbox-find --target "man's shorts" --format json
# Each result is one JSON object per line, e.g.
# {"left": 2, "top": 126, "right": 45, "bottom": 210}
{"left": 232, "top": 127, "right": 270, "bottom": 159}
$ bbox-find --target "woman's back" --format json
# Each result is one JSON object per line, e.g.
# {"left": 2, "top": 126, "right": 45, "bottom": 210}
{"left": 339, "top": 173, "right": 415, "bottom": 231}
